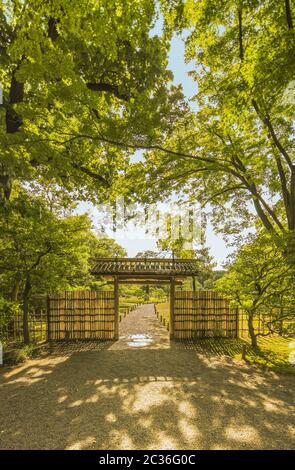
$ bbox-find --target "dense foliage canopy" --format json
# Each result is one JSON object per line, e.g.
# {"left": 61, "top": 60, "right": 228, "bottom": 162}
{"left": 128, "top": 0, "right": 295, "bottom": 262}
{"left": 0, "top": 0, "right": 184, "bottom": 204}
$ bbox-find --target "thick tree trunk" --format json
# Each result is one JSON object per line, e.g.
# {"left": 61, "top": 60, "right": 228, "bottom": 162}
{"left": 6, "top": 70, "right": 24, "bottom": 134}
{"left": 285, "top": 0, "right": 294, "bottom": 29}
{"left": 192, "top": 276, "right": 196, "bottom": 291}
{"left": 289, "top": 166, "right": 295, "bottom": 229}
{"left": 247, "top": 312, "right": 258, "bottom": 348}
{"left": 287, "top": 167, "right": 295, "bottom": 263}
{"left": 7, "top": 279, "right": 21, "bottom": 338}
{"left": 23, "top": 274, "right": 31, "bottom": 345}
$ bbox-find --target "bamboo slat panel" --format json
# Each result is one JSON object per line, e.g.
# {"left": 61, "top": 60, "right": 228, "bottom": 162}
{"left": 173, "top": 291, "right": 238, "bottom": 339}
{"left": 48, "top": 290, "right": 115, "bottom": 340}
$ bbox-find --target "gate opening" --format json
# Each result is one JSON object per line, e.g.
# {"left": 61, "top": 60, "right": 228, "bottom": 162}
{"left": 47, "top": 258, "right": 238, "bottom": 342}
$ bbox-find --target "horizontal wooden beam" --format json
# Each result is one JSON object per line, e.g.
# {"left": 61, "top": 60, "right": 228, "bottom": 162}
{"left": 96, "top": 273, "right": 193, "bottom": 279}
{"left": 107, "top": 280, "right": 183, "bottom": 285}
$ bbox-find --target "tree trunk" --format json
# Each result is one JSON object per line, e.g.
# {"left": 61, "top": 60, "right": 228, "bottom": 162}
{"left": 10, "top": 278, "right": 21, "bottom": 301}
{"left": 247, "top": 312, "right": 258, "bottom": 348}
{"left": 192, "top": 276, "right": 196, "bottom": 291}
{"left": 23, "top": 274, "right": 31, "bottom": 345}
{"left": 278, "top": 307, "right": 284, "bottom": 336}
{"left": 286, "top": 167, "right": 295, "bottom": 263}
{"left": 285, "top": 0, "right": 294, "bottom": 29}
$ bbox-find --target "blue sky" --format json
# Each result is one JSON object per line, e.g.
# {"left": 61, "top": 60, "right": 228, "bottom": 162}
{"left": 166, "top": 35, "right": 230, "bottom": 266}
{"left": 78, "top": 31, "right": 231, "bottom": 267}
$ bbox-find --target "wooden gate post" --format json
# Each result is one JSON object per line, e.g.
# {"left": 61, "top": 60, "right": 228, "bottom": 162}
{"left": 170, "top": 277, "right": 175, "bottom": 340}
{"left": 114, "top": 276, "right": 119, "bottom": 340}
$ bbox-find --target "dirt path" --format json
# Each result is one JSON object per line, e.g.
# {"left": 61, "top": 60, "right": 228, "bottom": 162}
{"left": 0, "top": 304, "right": 294, "bottom": 450}
{"left": 111, "top": 303, "right": 170, "bottom": 350}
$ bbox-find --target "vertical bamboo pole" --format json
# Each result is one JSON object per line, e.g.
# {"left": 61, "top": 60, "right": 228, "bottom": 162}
{"left": 236, "top": 307, "right": 239, "bottom": 338}
{"left": 170, "top": 277, "right": 175, "bottom": 340}
{"left": 114, "top": 276, "right": 119, "bottom": 340}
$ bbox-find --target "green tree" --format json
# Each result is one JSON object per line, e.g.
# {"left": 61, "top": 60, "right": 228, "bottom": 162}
{"left": 0, "top": 0, "right": 185, "bottom": 206}
{"left": 217, "top": 233, "right": 295, "bottom": 348}
{"left": 87, "top": 235, "right": 127, "bottom": 289}
{"left": 0, "top": 188, "right": 92, "bottom": 343}
{"left": 124, "top": 0, "right": 295, "bottom": 261}
{"left": 88, "top": 236, "right": 126, "bottom": 263}
{"left": 194, "top": 247, "right": 217, "bottom": 290}
{"left": 156, "top": 221, "right": 216, "bottom": 289}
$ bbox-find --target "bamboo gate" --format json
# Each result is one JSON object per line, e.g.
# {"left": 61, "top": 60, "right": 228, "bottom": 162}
{"left": 45, "top": 258, "right": 239, "bottom": 342}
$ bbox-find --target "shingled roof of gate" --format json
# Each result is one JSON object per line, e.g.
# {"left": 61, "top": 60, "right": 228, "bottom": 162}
{"left": 91, "top": 258, "right": 199, "bottom": 276}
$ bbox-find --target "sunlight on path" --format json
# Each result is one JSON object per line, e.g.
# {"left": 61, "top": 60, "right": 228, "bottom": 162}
{"left": 126, "top": 334, "right": 154, "bottom": 348}
{"left": 110, "top": 304, "right": 169, "bottom": 350}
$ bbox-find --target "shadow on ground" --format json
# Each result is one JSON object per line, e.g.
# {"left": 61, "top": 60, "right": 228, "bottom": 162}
{"left": 170, "top": 338, "right": 246, "bottom": 356}
{"left": 1, "top": 345, "right": 294, "bottom": 450}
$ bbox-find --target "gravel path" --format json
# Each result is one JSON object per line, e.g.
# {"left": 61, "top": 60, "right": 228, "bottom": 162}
{"left": 0, "top": 304, "right": 294, "bottom": 450}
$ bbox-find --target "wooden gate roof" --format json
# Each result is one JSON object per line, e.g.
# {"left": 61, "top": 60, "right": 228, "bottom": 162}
{"left": 91, "top": 257, "right": 199, "bottom": 278}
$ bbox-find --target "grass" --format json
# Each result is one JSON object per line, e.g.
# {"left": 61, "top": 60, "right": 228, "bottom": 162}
{"left": 155, "top": 302, "right": 295, "bottom": 375}
{"left": 3, "top": 342, "right": 46, "bottom": 365}
{"left": 244, "top": 336, "right": 295, "bottom": 374}
{"left": 119, "top": 298, "right": 167, "bottom": 322}
{"left": 120, "top": 296, "right": 143, "bottom": 304}
{"left": 155, "top": 302, "right": 170, "bottom": 328}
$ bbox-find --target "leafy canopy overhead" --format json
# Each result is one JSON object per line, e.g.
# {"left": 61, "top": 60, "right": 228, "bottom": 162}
{"left": 127, "top": 0, "right": 295, "bottom": 260}
{"left": 0, "top": 0, "right": 185, "bottom": 203}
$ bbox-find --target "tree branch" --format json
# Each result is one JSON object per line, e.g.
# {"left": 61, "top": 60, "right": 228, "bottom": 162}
{"left": 274, "top": 153, "right": 291, "bottom": 220}
{"left": 71, "top": 162, "right": 110, "bottom": 187}
{"left": 51, "top": 132, "right": 233, "bottom": 169}
{"left": 252, "top": 99, "right": 293, "bottom": 169}
{"left": 201, "top": 184, "right": 246, "bottom": 207}
{"left": 48, "top": 17, "right": 60, "bottom": 40}
{"left": 238, "top": 7, "right": 244, "bottom": 60}
{"left": 285, "top": 0, "right": 294, "bottom": 29}
{"left": 29, "top": 246, "right": 52, "bottom": 271}
{"left": 6, "top": 64, "right": 24, "bottom": 133}
{"left": 86, "top": 82, "right": 130, "bottom": 101}
{"left": 228, "top": 145, "right": 286, "bottom": 232}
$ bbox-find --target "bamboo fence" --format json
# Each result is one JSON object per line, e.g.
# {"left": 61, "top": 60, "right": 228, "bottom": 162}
{"left": 47, "top": 290, "right": 115, "bottom": 340}
{"left": 173, "top": 290, "right": 239, "bottom": 339}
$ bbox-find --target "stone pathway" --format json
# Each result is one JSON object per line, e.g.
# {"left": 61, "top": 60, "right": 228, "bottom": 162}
{"left": 110, "top": 303, "right": 169, "bottom": 350}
